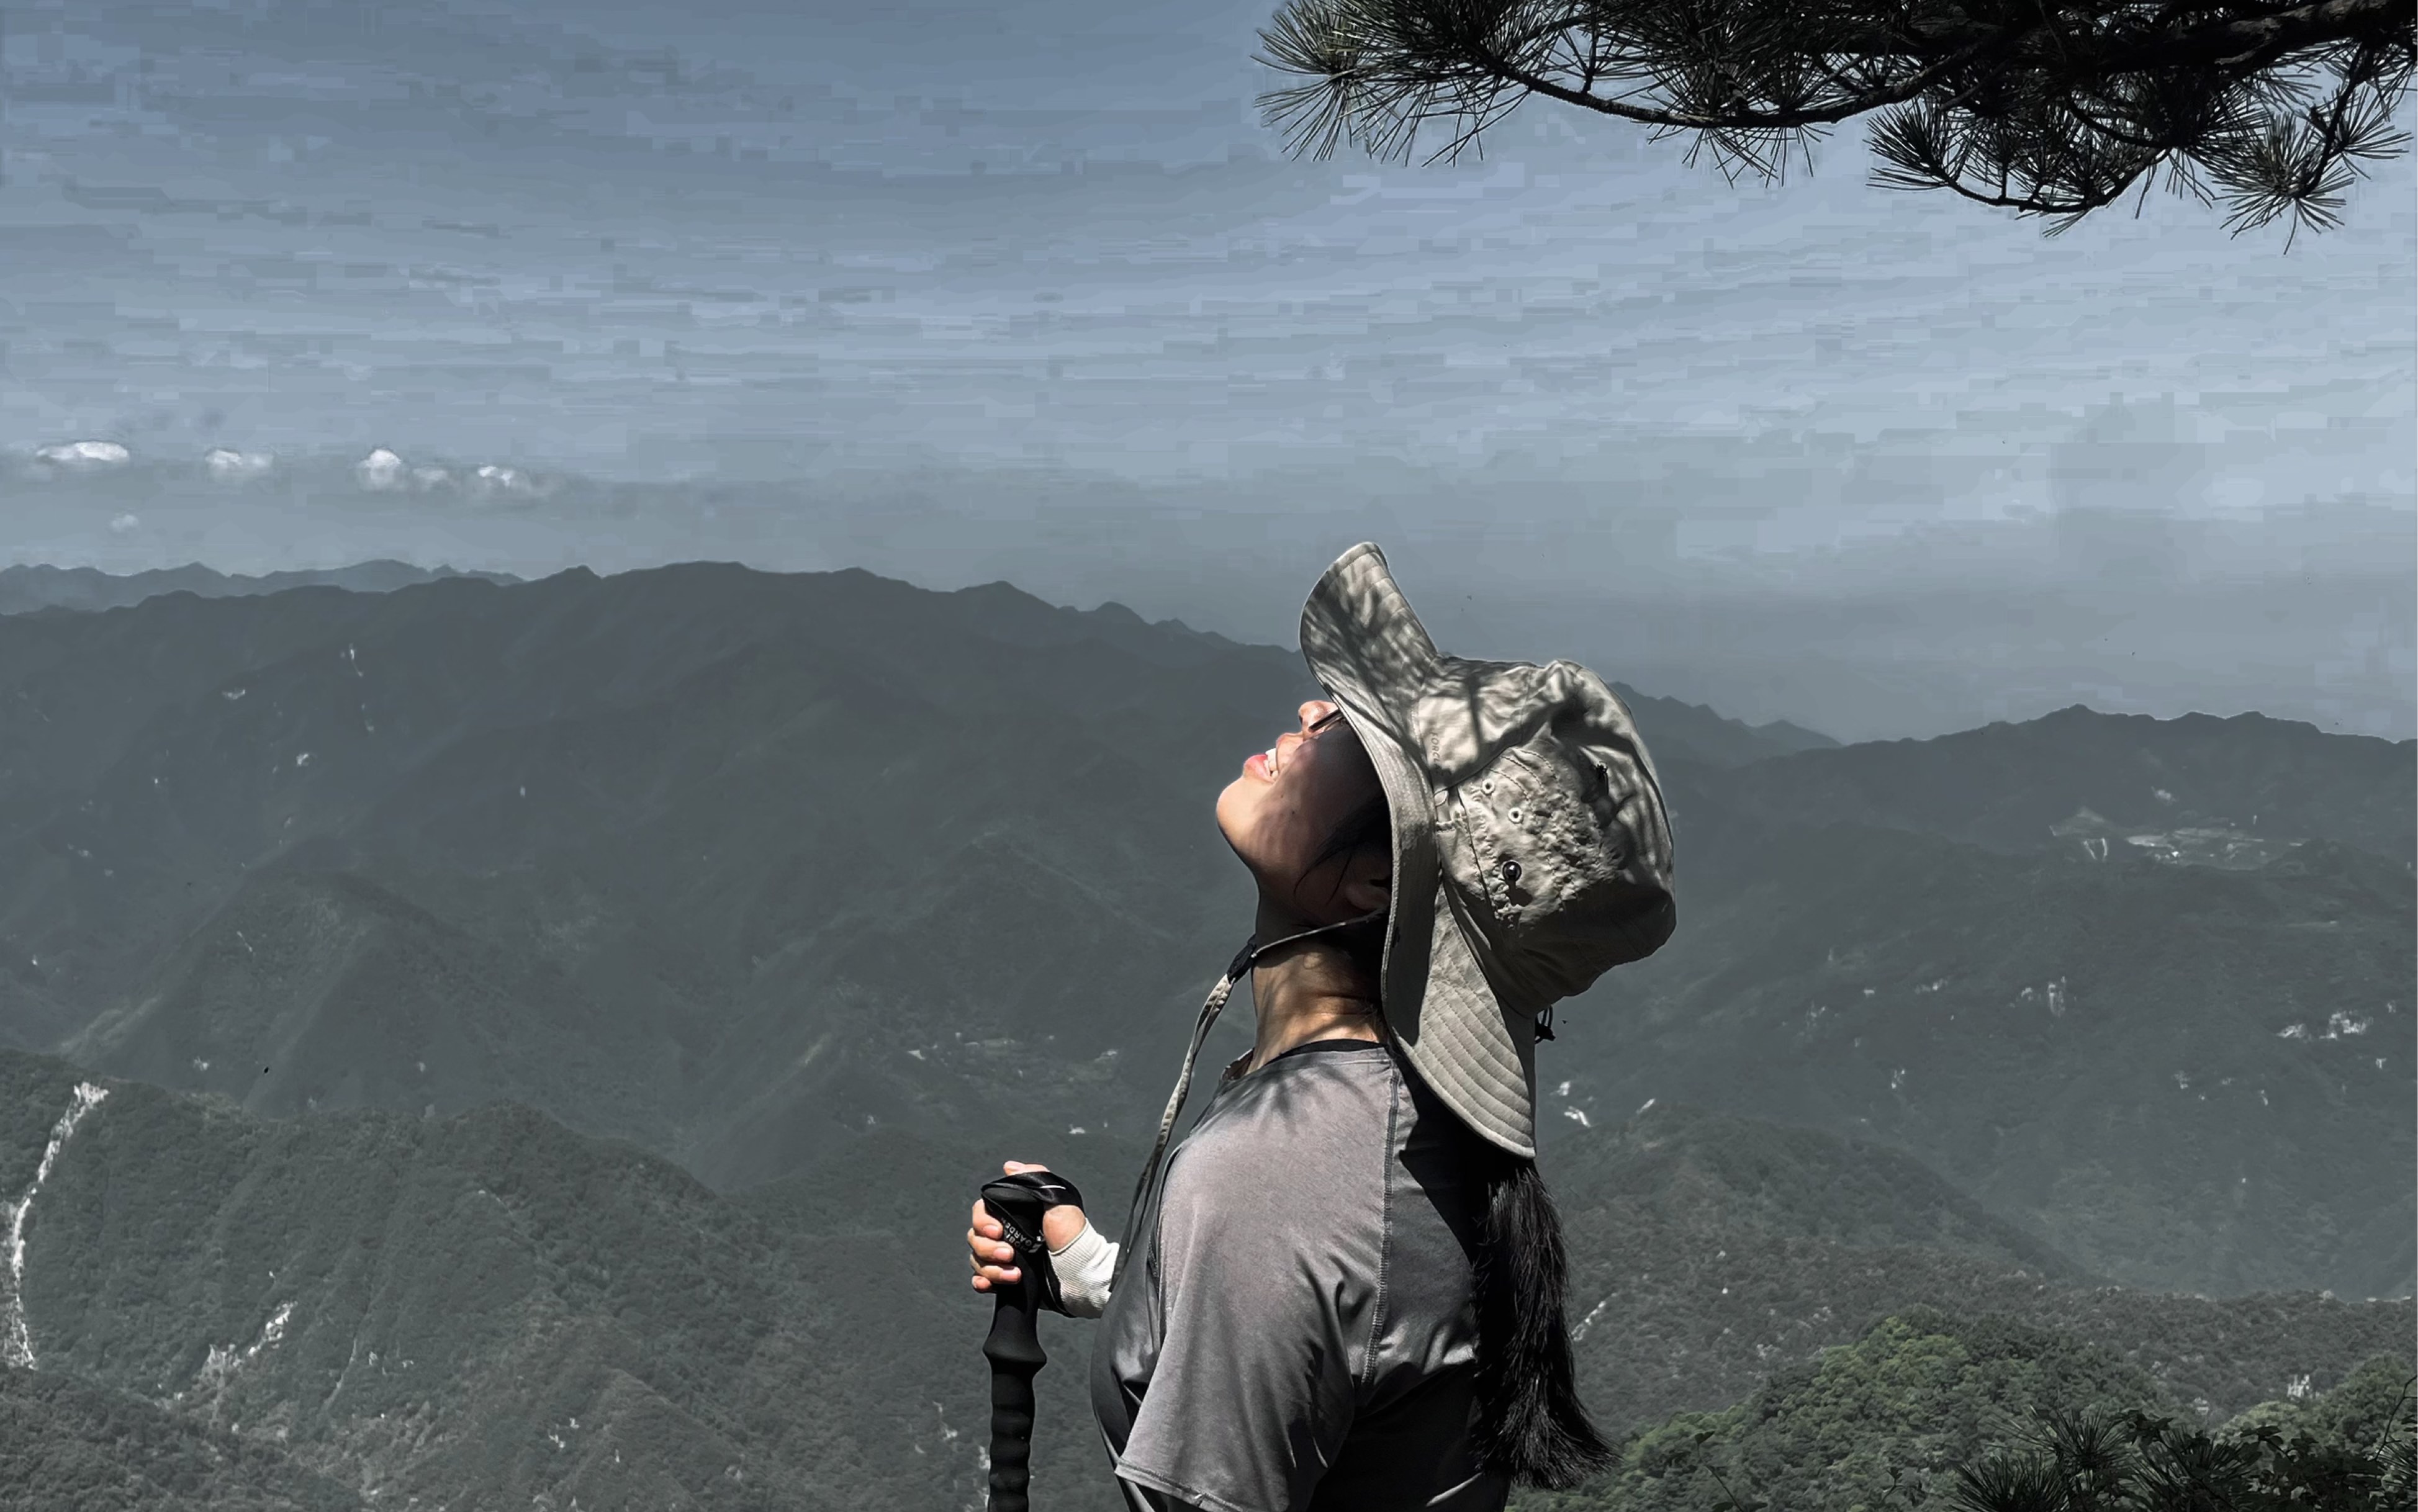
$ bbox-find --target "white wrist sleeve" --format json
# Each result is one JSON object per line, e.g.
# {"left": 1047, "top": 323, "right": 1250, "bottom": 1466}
{"left": 1049, "top": 1220, "right": 1118, "bottom": 1318}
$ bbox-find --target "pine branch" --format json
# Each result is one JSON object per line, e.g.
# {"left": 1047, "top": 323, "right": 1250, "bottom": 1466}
{"left": 1254, "top": 0, "right": 2418, "bottom": 234}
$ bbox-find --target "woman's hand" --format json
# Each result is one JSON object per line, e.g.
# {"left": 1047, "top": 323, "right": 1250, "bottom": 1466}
{"left": 967, "top": 1159, "right": 1091, "bottom": 1292}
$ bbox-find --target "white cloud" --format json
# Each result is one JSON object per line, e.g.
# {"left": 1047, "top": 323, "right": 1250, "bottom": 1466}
{"left": 204, "top": 448, "right": 276, "bottom": 480}
{"left": 355, "top": 448, "right": 407, "bottom": 490}
{"left": 35, "top": 440, "right": 130, "bottom": 468}
{"left": 472, "top": 464, "right": 543, "bottom": 497}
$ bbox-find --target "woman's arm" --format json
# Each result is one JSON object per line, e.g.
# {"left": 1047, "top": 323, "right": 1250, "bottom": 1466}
{"left": 1044, "top": 1219, "right": 1117, "bottom": 1317}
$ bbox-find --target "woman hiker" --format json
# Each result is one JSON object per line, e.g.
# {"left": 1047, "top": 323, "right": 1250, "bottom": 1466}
{"left": 963, "top": 542, "right": 1677, "bottom": 1511}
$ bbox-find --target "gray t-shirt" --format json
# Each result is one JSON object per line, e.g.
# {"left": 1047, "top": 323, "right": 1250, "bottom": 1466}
{"left": 1089, "top": 1039, "right": 1510, "bottom": 1512}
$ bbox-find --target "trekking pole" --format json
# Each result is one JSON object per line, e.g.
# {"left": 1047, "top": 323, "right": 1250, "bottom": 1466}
{"left": 978, "top": 1169, "right": 1083, "bottom": 1512}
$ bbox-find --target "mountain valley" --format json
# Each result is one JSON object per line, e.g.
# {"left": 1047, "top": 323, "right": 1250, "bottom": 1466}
{"left": 0, "top": 560, "right": 2406, "bottom": 1509}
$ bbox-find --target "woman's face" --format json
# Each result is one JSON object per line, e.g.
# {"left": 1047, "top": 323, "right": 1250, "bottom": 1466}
{"left": 1216, "top": 699, "right": 1392, "bottom": 926}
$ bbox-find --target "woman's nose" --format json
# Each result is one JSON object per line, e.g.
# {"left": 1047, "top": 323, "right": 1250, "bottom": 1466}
{"left": 1299, "top": 699, "right": 1337, "bottom": 729}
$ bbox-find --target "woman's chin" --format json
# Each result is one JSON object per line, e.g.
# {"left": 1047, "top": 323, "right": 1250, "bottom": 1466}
{"left": 1212, "top": 776, "right": 1252, "bottom": 839}
{"left": 1212, "top": 787, "right": 1282, "bottom": 893}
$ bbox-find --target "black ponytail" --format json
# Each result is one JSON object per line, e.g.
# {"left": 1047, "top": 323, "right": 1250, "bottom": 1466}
{"left": 1472, "top": 1152, "right": 1614, "bottom": 1488}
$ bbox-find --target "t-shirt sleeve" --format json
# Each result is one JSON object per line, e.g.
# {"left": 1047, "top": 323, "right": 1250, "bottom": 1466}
{"left": 1110, "top": 1142, "right": 1373, "bottom": 1512}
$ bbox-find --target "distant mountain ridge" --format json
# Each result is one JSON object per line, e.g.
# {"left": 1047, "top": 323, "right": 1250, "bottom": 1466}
{"left": 1610, "top": 683, "right": 1839, "bottom": 767}
{"left": 2, "top": 562, "right": 1837, "bottom": 760}
{"left": 1690, "top": 703, "right": 2414, "bottom": 863}
{"left": 0, "top": 560, "right": 2405, "bottom": 1303}
{"left": 0, "top": 562, "right": 517, "bottom": 617}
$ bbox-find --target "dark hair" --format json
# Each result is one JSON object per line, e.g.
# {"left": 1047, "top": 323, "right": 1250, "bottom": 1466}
{"left": 1472, "top": 1153, "right": 1615, "bottom": 1487}
{"left": 1306, "top": 790, "right": 1613, "bottom": 1488}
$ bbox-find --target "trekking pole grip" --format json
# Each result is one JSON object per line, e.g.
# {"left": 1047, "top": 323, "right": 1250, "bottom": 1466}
{"left": 978, "top": 1172, "right": 1067, "bottom": 1512}
{"left": 982, "top": 1276, "right": 1044, "bottom": 1511}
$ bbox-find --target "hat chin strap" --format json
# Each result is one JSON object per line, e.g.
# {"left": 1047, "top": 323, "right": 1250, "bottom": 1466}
{"left": 1112, "top": 910, "right": 1386, "bottom": 1290}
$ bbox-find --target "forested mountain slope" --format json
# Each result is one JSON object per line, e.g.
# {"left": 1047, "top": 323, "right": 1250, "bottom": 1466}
{"left": 3, "top": 1050, "right": 2404, "bottom": 1512}
{"left": 0, "top": 564, "right": 2405, "bottom": 1301}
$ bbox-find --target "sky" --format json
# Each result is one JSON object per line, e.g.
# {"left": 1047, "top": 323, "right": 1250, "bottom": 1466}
{"left": 2, "top": 0, "right": 2412, "bottom": 740}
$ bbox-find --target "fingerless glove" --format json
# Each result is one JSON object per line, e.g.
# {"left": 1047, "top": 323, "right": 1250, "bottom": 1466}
{"left": 1049, "top": 1221, "right": 1119, "bottom": 1318}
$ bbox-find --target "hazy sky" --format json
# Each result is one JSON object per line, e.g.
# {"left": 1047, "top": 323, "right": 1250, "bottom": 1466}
{"left": 3, "top": 0, "right": 2412, "bottom": 740}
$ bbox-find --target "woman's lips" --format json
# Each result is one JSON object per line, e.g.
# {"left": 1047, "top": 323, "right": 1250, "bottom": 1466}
{"left": 1245, "top": 747, "right": 1279, "bottom": 780}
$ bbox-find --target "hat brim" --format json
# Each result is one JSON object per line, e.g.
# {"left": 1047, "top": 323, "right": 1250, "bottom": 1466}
{"left": 1300, "top": 544, "right": 1539, "bottom": 1158}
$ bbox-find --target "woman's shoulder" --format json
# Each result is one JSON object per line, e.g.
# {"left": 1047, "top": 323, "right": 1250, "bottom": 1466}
{"left": 1169, "top": 1043, "right": 1402, "bottom": 1192}
{"left": 1211, "top": 1040, "right": 1397, "bottom": 1123}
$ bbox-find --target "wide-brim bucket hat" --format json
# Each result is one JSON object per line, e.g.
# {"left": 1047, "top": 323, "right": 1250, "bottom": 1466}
{"left": 1117, "top": 544, "right": 1682, "bottom": 1272}
{"left": 1299, "top": 543, "right": 1677, "bottom": 1156}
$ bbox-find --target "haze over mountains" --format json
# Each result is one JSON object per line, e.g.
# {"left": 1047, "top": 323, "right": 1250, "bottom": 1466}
{"left": 7, "top": 0, "right": 2410, "bottom": 757}
{"left": 0, "top": 561, "right": 2406, "bottom": 1510}
{"left": 14, "top": 452, "right": 2412, "bottom": 748}
{"left": 0, "top": 562, "right": 516, "bottom": 618}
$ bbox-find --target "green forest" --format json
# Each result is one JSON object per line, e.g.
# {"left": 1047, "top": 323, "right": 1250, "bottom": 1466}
{"left": 1520, "top": 1312, "right": 2414, "bottom": 1512}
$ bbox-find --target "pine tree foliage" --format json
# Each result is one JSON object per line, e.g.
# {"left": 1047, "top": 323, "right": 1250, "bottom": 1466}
{"left": 1949, "top": 1370, "right": 2418, "bottom": 1512}
{"left": 1509, "top": 1316, "right": 2413, "bottom": 1512}
{"left": 1255, "top": 0, "right": 2417, "bottom": 240}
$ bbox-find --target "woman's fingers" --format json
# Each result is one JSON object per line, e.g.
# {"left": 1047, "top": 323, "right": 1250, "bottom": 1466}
{"left": 964, "top": 1225, "right": 1016, "bottom": 1262}
{"left": 965, "top": 1160, "right": 1046, "bottom": 1292}
{"left": 968, "top": 1224, "right": 1022, "bottom": 1287}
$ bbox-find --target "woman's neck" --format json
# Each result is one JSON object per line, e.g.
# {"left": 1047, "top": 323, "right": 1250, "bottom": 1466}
{"left": 1244, "top": 898, "right": 1382, "bottom": 1072}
